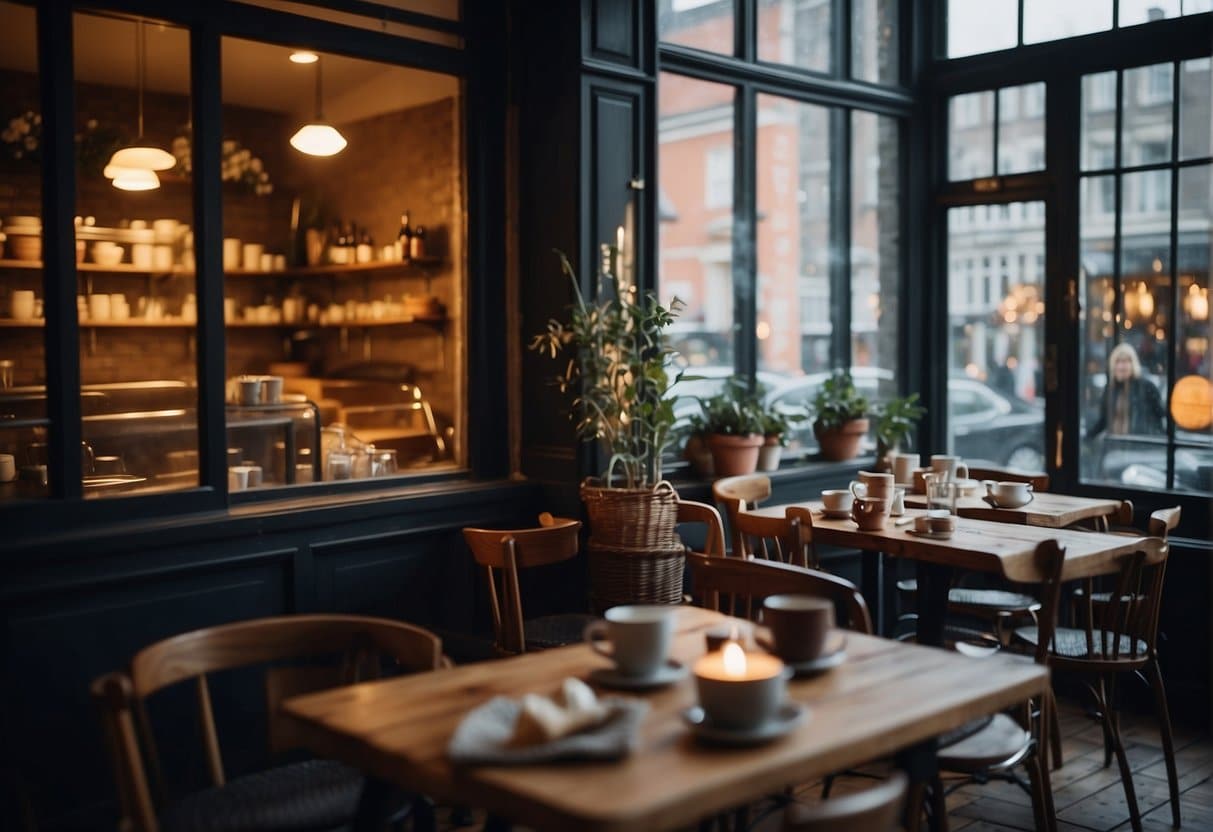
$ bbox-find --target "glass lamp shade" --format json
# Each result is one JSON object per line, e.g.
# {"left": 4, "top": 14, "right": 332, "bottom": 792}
{"left": 108, "top": 144, "right": 177, "bottom": 171}
{"left": 290, "top": 122, "right": 347, "bottom": 156}
{"left": 110, "top": 167, "right": 161, "bottom": 191}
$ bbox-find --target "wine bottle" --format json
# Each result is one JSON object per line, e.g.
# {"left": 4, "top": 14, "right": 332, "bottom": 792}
{"left": 398, "top": 211, "right": 413, "bottom": 263}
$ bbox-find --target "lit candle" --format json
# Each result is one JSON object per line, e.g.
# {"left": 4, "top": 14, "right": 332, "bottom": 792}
{"left": 693, "top": 641, "right": 788, "bottom": 730}
{"left": 695, "top": 641, "right": 784, "bottom": 681}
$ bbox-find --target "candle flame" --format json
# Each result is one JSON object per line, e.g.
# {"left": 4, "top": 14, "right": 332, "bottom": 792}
{"left": 722, "top": 641, "right": 746, "bottom": 677}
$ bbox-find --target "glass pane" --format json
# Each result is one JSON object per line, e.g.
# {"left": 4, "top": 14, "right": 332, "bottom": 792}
{"left": 1180, "top": 58, "right": 1212, "bottom": 160}
{"left": 1183, "top": 0, "right": 1213, "bottom": 12}
{"left": 71, "top": 13, "right": 199, "bottom": 498}
{"left": 946, "top": 0, "right": 1017, "bottom": 58}
{"left": 1079, "top": 175, "right": 1118, "bottom": 486}
{"left": 851, "top": 111, "right": 899, "bottom": 395}
{"left": 998, "top": 83, "right": 1046, "bottom": 175}
{"left": 948, "top": 91, "right": 994, "bottom": 181}
{"left": 1174, "top": 164, "right": 1212, "bottom": 492}
{"left": 659, "top": 0, "right": 735, "bottom": 56}
{"left": 851, "top": 0, "right": 899, "bottom": 85}
{"left": 658, "top": 71, "right": 735, "bottom": 400}
{"left": 1122, "top": 63, "right": 1174, "bottom": 166}
{"left": 1024, "top": 0, "right": 1113, "bottom": 43}
{"left": 1119, "top": 0, "right": 1181, "bottom": 24}
{"left": 1081, "top": 71, "right": 1118, "bottom": 171}
{"left": 946, "top": 203, "right": 1047, "bottom": 472}
{"left": 222, "top": 38, "right": 463, "bottom": 487}
{"left": 0, "top": 1, "right": 46, "bottom": 500}
{"left": 758, "top": 0, "right": 831, "bottom": 74}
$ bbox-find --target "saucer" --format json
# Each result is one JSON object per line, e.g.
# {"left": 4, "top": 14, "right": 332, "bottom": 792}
{"left": 907, "top": 528, "right": 954, "bottom": 540}
{"left": 588, "top": 660, "right": 689, "bottom": 690}
{"left": 683, "top": 702, "right": 807, "bottom": 746}
{"left": 756, "top": 632, "right": 847, "bottom": 676}
{"left": 818, "top": 508, "right": 852, "bottom": 519}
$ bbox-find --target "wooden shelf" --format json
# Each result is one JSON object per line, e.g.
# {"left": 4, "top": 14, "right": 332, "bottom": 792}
{"left": 0, "top": 316, "right": 445, "bottom": 329}
{"left": 0, "top": 258, "right": 446, "bottom": 277}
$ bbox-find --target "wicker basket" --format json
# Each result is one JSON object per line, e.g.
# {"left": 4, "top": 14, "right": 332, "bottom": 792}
{"left": 580, "top": 479, "right": 685, "bottom": 612}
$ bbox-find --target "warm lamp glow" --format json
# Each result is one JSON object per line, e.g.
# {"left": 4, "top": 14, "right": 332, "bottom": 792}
{"left": 722, "top": 642, "right": 746, "bottom": 678}
{"left": 289, "top": 123, "right": 348, "bottom": 156}
{"left": 290, "top": 50, "right": 319, "bottom": 63}
{"left": 111, "top": 167, "right": 160, "bottom": 191}
{"left": 1170, "top": 375, "right": 1213, "bottom": 431}
{"left": 108, "top": 144, "right": 177, "bottom": 171}
{"left": 1187, "top": 284, "right": 1208, "bottom": 322}
{"left": 1137, "top": 283, "right": 1155, "bottom": 318}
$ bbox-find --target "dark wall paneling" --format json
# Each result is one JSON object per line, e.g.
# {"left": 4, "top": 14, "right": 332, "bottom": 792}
{"left": 583, "top": 0, "right": 647, "bottom": 73}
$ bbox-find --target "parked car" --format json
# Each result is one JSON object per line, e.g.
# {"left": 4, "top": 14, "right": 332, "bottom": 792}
{"left": 765, "top": 369, "right": 1047, "bottom": 471}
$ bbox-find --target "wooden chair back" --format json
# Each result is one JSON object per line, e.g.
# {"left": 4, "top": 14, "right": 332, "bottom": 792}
{"left": 463, "top": 515, "right": 582, "bottom": 654}
{"left": 733, "top": 509, "right": 817, "bottom": 569}
{"left": 783, "top": 771, "right": 907, "bottom": 831}
{"left": 687, "top": 552, "right": 872, "bottom": 634}
{"left": 713, "top": 474, "right": 772, "bottom": 554}
{"left": 91, "top": 614, "right": 444, "bottom": 832}
{"left": 676, "top": 499, "right": 726, "bottom": 557}
{"left": 1148, "top": 506, "right": 1180, "bottom": 538}
{"left": 966, "top": 465, "right": 1050, "bottom": 492}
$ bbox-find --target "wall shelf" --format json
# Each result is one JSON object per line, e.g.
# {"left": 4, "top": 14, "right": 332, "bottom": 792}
{"left": 0, "top": 316, "right": 445, "bottom": 329}
{"left": 0, "top": 258, "right": 445, "bottom": 277}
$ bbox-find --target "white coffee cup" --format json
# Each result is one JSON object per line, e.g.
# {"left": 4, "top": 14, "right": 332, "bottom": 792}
{"left": 931, "top": 455, "right": 969, "bottom": 482}
{"left": 0, "top": 453, "right": 15, "bottom": 482}
{"left": 223, "top": 238, "right": 242, "bottom": 270}
{"left": 88, "top": 293, "right": 111, "bottom": 321}
{"left": 850, "top": 471, "right": 894, "bottom": 499}
{"left": 985, "top": 480, "right": 1033, "bottom": 507}
{"left": 584, "top": 605, "right": 675, "bottom": 678}
{"left": 11, "top": 290, "right": 35, "bottom": 321}
{"left": 242, "top": 243, "right": 264, "bottom": 271}
{"left": 889, "top": 451, "right": 921, "bottom": 485}
{"left": 821, "top": 489, "right": 854, "bottom": 513}
{"left": 228, "top": 466, "right": 249, "bottom": 492}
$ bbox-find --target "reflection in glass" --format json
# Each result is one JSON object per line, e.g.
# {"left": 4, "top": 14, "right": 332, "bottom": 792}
{"left": 756, "top": 94, "right": 830, "bottom": 378}
{"left": 1023, "top": 0, "right": 1112, "bottom": 43}
{"left": 945, "top": 203, "right": 1046, "bottom": 472}
{"left": 1122, "top": 63, "right": 1173, "bottom": 166}
{"left": 948, "top": 91, "right": 994, "bottom": 181}
{"left": 658, "top": 73, "right": 736, "bottom": 370}
{"left": 851, "top": 111, "right": 899, "bottom": 393}
{"left": 758, "top": 0, "right": 830, "bottom": 73}
{"left": 1082, "top": 71, "right": 1118, "bottom": 171}
{"left": 851, "top": 0, "right": 898, "bottom": 85}
{"left": 1174, "top": 164, "right": 1211, "bottom": 494}
{"left": 998, "top": 83, "right": 1046, "bottom": 175}
{"left": 1119, "top": 0, "right": 1180, "bottom": 25}
{"left": 1179, "top": 59, "right": 1212, "bottom": 160}
{"left": 946, "top": 0, "right": 1016, "bottom": 58}
{"left": 0, "top": 1, "right": 47, "bottom": 500}
{"left": 658, "top": 0, "right": 735, "bottom": 56}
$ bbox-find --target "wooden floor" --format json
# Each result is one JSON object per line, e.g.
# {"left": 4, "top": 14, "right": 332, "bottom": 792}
{"left": 436, "top": 699, "right": 1211, "bottom": 831}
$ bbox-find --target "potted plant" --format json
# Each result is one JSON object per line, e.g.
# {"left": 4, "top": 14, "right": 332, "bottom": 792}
{"left": 757, "top": 408, "right": 799, "bottom": 472}
{"left": 810, "top": 370, "right": 870, "bottom": 461}
{"left": 695, "top": 378, "right": 766, "bottom": 477}
{"left": 873, "top": 393, "right": 926, "bottom": 469}
{"left": 529, "top": 250, "right": 686, "bottom": 609}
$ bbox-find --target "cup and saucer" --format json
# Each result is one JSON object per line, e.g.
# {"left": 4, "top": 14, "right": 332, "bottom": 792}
{"left": 758, "top": 596, "right": 848, "bottom": 677}
{"left": 818, "top": 489, "right": 853, "bottom": 519}
{"left": 682, "top": 702, "right": 807, "bottom": 746}
{"left": 758, "top": 631, "right": 848, "bottom": 676}
{"left": 982, "top": 480, "right": 1034, "bottom": 509}
{"left": 584, "top": 605, "right": 689, "bottom": 690}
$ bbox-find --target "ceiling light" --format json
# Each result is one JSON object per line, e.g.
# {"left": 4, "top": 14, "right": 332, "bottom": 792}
{"left": 290, "top": 57, "right": 346, "bottom": 157}
{"left": 107, "top": 20, "right": 173, "bottom": 187}
{"left": 290, "top": 51, "right": 319, "bottom": 64}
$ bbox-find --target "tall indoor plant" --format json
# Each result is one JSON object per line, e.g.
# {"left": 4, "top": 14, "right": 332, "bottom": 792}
{"left": 530, "top": 250, "right": 687, "bottom": 609}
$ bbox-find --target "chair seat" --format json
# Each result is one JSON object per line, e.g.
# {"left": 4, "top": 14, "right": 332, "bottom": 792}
{"left": 161, "top": 759, "right": 363, "bottom": 832}
{"left": 523, "top": 613, "right": 597, "bottom": 649}
{"left": 938, "top": 713, "right": 1032, "bottom": 772}
{"left": 1013, "top": 625, "right": 1149, "bottom": 659}
{"left": 896, "top": 579, "right": 1039, "bottom": 612}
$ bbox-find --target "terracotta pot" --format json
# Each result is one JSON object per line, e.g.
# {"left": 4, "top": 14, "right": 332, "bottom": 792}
{"left": 706, "top": 433, "right": 764, "bottom": 477}
{"left": 814, "top": 418, "right": 870, "bottom": 461}
{"left": 757, "top": 436, "right": 782, "bottom": 472}
{"left": 684, "top": 434, "right": 714, "bottom": 478}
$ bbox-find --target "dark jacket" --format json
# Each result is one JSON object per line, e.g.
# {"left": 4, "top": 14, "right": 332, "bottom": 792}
{"left": 1087, "top": 377, "right": 1166, "bottom": 439}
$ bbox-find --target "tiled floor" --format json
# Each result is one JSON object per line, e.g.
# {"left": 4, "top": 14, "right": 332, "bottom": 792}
{"left": 437, "top": 699, "right": 1211, "bottom": 831}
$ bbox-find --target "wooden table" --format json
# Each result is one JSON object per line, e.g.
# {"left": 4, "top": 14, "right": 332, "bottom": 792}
{"left": 282, "top": 606, "right": 1049, "bottom": 832}
{"left": 902, "top": 491, "right": 1124, "bottom": 529}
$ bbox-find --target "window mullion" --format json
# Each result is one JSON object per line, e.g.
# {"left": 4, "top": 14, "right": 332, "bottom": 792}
{"left": 736, "top": 84, "right": 758, "bottom": 382}
{"left": 737, "top": 0, "right": 756, "bottom": 62}
{"left": 835, "top": 0, "right": 851, "bottom": 79}
{"left": 1165, "top": 60, "right": 1181, "bottom": 488}
{"left": 830, "top": 107, "right": 852, "bottom": 368}
{"left": 1113, "top": 70, "right": 1124, "bottom": 338}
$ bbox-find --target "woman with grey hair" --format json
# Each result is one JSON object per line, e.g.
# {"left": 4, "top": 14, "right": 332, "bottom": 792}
{"left": 1087, "top": 342, "right": 1166, "bottom": 438}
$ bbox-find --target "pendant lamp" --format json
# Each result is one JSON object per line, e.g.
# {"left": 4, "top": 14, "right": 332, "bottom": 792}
{"left": 290, "top": 57, "right": 347, "bottom": 157}
{"left": 106, "top": 20, "right": 175, "bottom": 184}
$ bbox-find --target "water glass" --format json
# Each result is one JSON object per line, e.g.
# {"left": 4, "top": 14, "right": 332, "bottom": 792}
{"left": 927, "top": 479, "right": 958, "bottom": 515}
{"left": 371, "top": 448, "right": 398, "bottom": 477}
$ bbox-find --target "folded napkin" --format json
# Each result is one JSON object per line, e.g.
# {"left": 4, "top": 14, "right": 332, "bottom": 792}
{"left": 448, "top": 678, "right": 648, "bottom": 765}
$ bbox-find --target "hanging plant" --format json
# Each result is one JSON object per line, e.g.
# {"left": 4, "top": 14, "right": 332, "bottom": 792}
{"left": 170, "top": 127, "right": 275, "bottom": 196}
{"left": 1, "top": 110, "right": 41, "bottom": 163}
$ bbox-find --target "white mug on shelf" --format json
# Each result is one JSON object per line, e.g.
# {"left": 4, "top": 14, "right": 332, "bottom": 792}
{"left": 223, "top": 238, "right": 242, "bottom": 271}
{"left": 242, "top": 243, "right": 264, "bottom": 271}
{"left": 11, "top": 290, "right": 36, "bottom": 321}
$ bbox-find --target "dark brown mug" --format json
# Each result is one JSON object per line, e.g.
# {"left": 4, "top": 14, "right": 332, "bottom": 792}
{"left": 762, "top": 595, "right": 833, "bottom": 663}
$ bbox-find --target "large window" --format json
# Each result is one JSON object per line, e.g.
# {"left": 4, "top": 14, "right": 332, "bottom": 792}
{"left": 659, "top": 1, "right": 906, "bottom": 461}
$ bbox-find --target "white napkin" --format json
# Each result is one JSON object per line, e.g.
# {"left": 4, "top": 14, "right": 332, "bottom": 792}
{"left": 511, "top": 677, "right": 609, "bottom": 746}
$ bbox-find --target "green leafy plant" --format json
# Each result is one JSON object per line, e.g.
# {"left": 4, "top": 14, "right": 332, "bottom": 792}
{"left": 810, "top": 370, "right": 870, "bottom": 431}
{"left": 692, "top": 377, "right": 766, "bottom": 437}
{"left": 529, "top": 250, "right": 685, "bottom": 488}
{"left": 874, "top": 393, "right": 926, "bottom": 451}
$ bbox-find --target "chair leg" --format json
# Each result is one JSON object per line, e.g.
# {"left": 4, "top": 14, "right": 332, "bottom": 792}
{"left": 1104, "top": 675, "right": 1143, "bottom": 832}
{"left": 1145, "top": 658, "right": 1182, "bottom": 828}
{"left": 928, "top": 775, "right": 950, "bottom": 832}
{"left": 1096, "top": 676, "right": 1114, "bottom": 768}
{"left": 1046, "top": 686, "right": 1064, "bottom": 771}
{"left": 904, "top": 782, "right": 926, "bottom": 832}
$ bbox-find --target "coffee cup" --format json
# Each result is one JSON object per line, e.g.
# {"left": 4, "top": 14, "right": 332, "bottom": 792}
{"left": 236, "top": 375, "right": 262, "bottom": 406}
{"left": 10, "top": 290, "right": 35, "bottom": 321}
{"left": 242, "top": 243, "right": 264, "bottom": 271}
{"left": 261, "top": 375, "right": 284, "bottom": 404}
{"left": 820, "top": 489, "right": 854, "bottom": 513}
{"left": 0, "top": 453, "right": 15, "bottom": 482}
{"left": 228, "top": 466, "right": 249, "bottom": 492}
{"left": 851, "top": 496, "right": 890, "bottom": 531}
{"left": 584, "top": 604, "right": 675, "bottom": 678}
{"left": 694, "top": 643, "right": 789, "bottom": 730}
{"left": 763, "top": 594, "right": 832, "bottom": 663}
{"left": 223, "top": 238, "right": 242, "bottom": 270}
{"left": 88, "top": 293, "right": 111, "bottom": 322}
{"left": 930, "top": 455, "right": 969, "bottom": 482}
{"left": 93, "top": 455, "right": 125, "bottom": 475}
{"left": 889, "top": 451, "right": 921, "bottom": 485}
{"left": 985, "top": 480, "right": 1033, "bottom": 507}
{"left": 849, "top": 471, "right": 894, "bottom": 499}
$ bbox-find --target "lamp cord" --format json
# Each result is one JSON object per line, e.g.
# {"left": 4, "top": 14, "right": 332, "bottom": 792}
{"left": 315, "top": 57, "right": 324, "bottom": 120}
{"left": 135, "top": 19, "right": 145, "bottom": 140}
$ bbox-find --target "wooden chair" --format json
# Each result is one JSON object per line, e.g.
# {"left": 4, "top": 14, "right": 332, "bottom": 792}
{"left": 1014, "top": 536, "right": 1176, "bottom": 831}
{"left": 463, "top": 514, "right": 592, "bottom": 654}
{"left": 712, "top": 473, "right": 772, "bottom": 555}
{"left": 676, "top": 499, "right": 726, "bottom": 557}
{"left": 686, "top": 551, "right": 872, "bottom": 633}
{"left": 966, "top": 465, "right": 1050, "bottom": 492}
{"left": 732, "top": 508, "right": 818, "bottom": 569}
{"left": 91, "top": 614, "right": 444, "bottom": 832}
{"left": 783, "top": 771, "right": 907, "bottom": 831}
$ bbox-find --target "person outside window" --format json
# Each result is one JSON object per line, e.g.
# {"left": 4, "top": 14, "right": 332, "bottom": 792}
{"left": 1087, "top": 342, "right": 1166, "bottom": 438}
